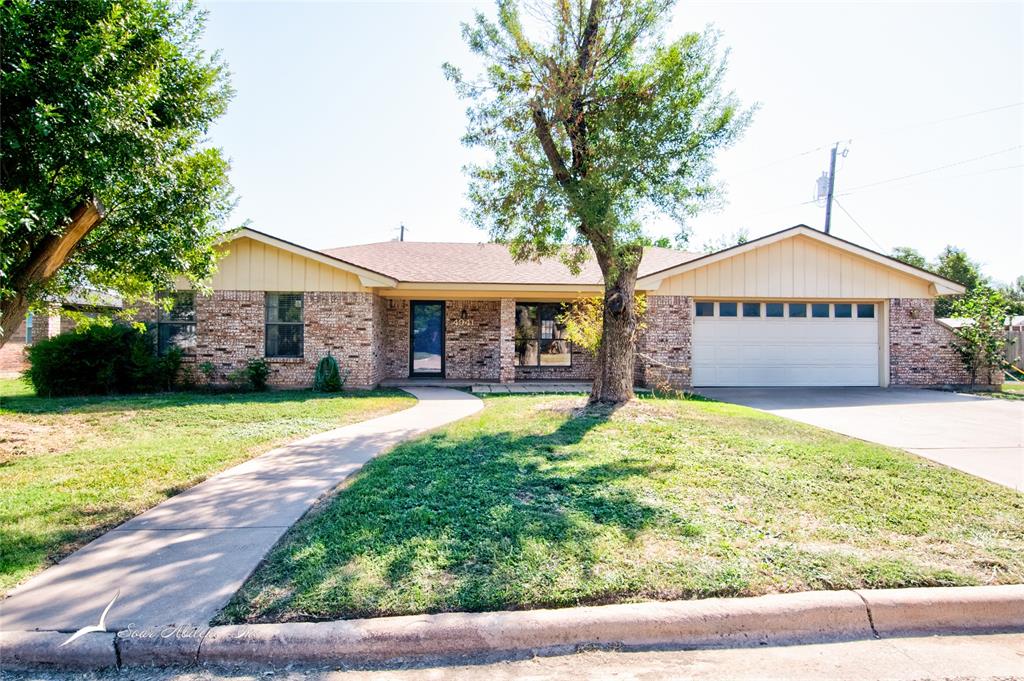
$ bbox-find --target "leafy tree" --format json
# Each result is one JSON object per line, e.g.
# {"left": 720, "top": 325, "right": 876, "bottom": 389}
{"left": 949, "top": 287, "right": 1008, "bottom": 391}
{"left": 933, "top": 246, "right": 986, "bottom": 317}
{"left": 558, "top": 294, "right": 647, "bottom": 357}
{"left": 0, "top": 0, "right": 234, "bottom": 347}
{"left": 891, "top": 245, "right": 990, "bottom": 318}
{"left": 997, "top": 275, "right": 1024, "bottom": 316}
{"left": 891, "top": 246, "right": 928, "bottom": 271}
{"left": 445, "top": 0, "right": 751, "bottom": 402}
{"left": 700, "top": 228, "right": 748, "bottom": 254}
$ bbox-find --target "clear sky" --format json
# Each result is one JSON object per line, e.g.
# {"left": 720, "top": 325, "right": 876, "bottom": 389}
{"left": 198, "top": 1, "right": 1023, "bottom": 283}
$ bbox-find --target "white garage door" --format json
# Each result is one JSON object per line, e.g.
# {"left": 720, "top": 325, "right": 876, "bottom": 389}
{"left": 692, "top": 301, "right": 879, "bottom": 387}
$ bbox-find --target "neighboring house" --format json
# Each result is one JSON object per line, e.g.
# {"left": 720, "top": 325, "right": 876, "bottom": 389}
{"left": 0, "top": 292, "right": 122, "bottom": 375}
{"left": 137, "top": 224, "right": 991, "bottom": 390}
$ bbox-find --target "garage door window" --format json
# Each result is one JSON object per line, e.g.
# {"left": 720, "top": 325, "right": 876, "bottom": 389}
{"left": 742, "top": 302, "right": 760, "bottom": 317}
{"left": 789, "top": 303, "right": 807, "bottom": 318}
{"left": 718, "top": 302, "right": 737, "bottom": 317}
{"left": 812, "top": 303, "right": 830, "bottom": 318}
{"left": 695, "top": 302, "right": 714, "bottom": 316}
{"left": 765, "top": 303, "right": 784, "bottom": 317}
{"left": 857, "top": 304, "right": 875, "bottom": 318}
{"left": 834, "top": 303, "right": 852, "bottom": 318}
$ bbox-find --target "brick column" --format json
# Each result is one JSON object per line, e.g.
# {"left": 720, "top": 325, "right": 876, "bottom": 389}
{"left": 45, "top": 314, "right": 62, "bottom": 339}
{"left": 499, "top": 298, "right": 516, "bottom": 383}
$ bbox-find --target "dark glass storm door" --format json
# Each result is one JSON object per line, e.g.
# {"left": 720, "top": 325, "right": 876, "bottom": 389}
{"left": 409, "top": 301, "right": 444, "bottom": 377}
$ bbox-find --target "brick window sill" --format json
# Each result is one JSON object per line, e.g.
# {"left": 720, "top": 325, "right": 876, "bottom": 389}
{"left": 266, "top": 357, "right": 305, "bottom": 363}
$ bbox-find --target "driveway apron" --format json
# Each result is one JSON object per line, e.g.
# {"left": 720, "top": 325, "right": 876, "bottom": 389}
{"left": 0, "top": 387, "right": 482, "bottom": 632}
{"left": 696, "top": 387, "right": 1023, "bottom": 492}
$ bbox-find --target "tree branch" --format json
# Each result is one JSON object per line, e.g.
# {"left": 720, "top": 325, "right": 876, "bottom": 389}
{"left": 530, "top": 100, "right": 572, "bottom": 188}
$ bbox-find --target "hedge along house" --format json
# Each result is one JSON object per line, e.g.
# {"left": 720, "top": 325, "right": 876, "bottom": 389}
{"left": 139, "top": 224, "right": 990, "bottom": 390}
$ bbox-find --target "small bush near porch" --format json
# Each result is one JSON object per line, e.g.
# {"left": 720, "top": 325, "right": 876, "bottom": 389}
{"left": 220, "top": 394, "right": 1024, "bottom": 623}
{"left": 0, "top": 378, "right": 414, "bottom": 593}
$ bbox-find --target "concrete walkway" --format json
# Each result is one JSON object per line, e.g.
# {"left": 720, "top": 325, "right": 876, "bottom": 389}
{"left": 0, "top": 388, "right": 482, "bottom": 633}
{"left": 697, "top": 387, "right": 1024, "bottom": 491}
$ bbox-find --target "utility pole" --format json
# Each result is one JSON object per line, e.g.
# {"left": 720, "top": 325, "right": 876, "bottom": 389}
{"left": 816, "top": 142, "right": 848, "bottom": 234}
{"left": 398, "top": 223, "right": 406, "bottom": 241}
{"left": 823, "top": 144, "right": 838, "bottom": 234}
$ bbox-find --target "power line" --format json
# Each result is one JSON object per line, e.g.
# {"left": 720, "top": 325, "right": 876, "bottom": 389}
{"left": 832, "top": 198, "right": 886, "bottom": 252}
{"left": 724, "top": 102, "right": 1024, "bottom": 180}
{"left": 836, "top": 162, "right": 1024, "bottom": 198}
{"left": 718, "top": 159, "right": 1023, "bottom": 225}
{"left": 837, "top": 144, "right": 1022, "bottom": 195}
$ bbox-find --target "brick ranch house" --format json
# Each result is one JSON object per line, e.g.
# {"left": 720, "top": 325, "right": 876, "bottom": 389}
{"left": 136, "top": 224, "right": 993, "bottom": 390}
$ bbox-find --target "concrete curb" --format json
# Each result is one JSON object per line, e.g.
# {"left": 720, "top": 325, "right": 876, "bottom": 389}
{"left": 2, "top": 586, "right": 1021, "bottom": 671}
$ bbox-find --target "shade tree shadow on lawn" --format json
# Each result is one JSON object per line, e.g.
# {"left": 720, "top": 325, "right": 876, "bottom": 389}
{"left": 216, "top": 400, "right": 716, "bottom": 623}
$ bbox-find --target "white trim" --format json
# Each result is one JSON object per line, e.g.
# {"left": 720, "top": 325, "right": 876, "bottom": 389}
{"left": 637, "top": 226, "right": 966, "bottom": 296}
{"left": 219, "top": 228, "right": 398, "bottom": 288}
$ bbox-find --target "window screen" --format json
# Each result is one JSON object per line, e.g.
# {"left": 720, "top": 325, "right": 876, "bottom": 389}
{"left": 157, "top": 292, "right": 197, "bottom": 355}
{"left": 266, "top": 293, "right": 304, "bottom": 357}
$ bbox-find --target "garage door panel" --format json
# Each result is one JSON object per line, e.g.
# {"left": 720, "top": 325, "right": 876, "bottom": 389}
{"left": 691, "top": 305, "right": 879, "bottom": 387}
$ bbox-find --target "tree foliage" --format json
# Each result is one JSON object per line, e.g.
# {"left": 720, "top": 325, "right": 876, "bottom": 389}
{"left": 891, "top": 245, "right": 990, "bottom": 318}
{"left": 949, "top": 287, "right": 1008, "bottom": 390}
{"left": 558, "top": 294, "right": 646, "bottom": 356}
{"left": 0, "top": 0, "right": 234, "bottom": 344}
{"left": 700, "top": 228, "right": 748, "bottom": 254}
{"left": 445, "top": 0, "right": 751, "bottom": 402}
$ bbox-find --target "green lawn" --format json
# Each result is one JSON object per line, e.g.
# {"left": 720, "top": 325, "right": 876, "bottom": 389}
{"left": 219, "top": 394, "right": 1024, "bottom": 624}
{"left": 0, "top": 378, "right": 414, "bottom": 593}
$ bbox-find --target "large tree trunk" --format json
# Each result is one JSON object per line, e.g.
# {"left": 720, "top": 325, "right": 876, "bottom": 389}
{"left": 0, "top": 197, "right": 106, "bottom": 348}
{"left": 591, "top": 251, "right": 641, "bottom": 404}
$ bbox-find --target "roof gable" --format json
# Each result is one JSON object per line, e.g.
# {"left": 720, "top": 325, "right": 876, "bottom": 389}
{"left": 220, "top": 228, "right": 397, "bottom": 288}
{"left": 637, "top": 225, "right": 966, "bottom": 296}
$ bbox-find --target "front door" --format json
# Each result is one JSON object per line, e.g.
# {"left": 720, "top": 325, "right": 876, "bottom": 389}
{"left": 410, "top": 301, "right": 444, "bottom": 377}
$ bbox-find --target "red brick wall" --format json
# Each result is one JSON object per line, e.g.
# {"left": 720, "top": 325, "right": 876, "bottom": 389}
{"left": 139, "top": 290, "right": 382, "bottom": 389}
{"left": 636, "top": 295, "right": 692, "bottom": 390}
{"left": 0, "top": 318, "right": 28, "bottom": 373}
{"left": 889, "top": 298, "right": 999, "bottom": 387}
{"left": 380, "top": 298, "right": 410, "bottom": 380}
{"left": 445, "top": 301, "right": 502, "bottom": 381}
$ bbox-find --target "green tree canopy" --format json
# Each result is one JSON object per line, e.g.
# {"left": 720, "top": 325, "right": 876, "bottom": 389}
{"left": 0, "top": 0, "right": 234, "bottom": 345}
{"left": 891, "top": 245, "right": 990, "bottom": 318}
{"left": 890, "top": 246, "right": 928, "bottom": 271}
{"left": 445, "top": 0, "right": 751, "bottom": 402}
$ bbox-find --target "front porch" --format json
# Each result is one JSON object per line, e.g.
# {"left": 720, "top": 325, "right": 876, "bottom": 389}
{"left": 378, "top": 297, "right": 596, "bottom": 385}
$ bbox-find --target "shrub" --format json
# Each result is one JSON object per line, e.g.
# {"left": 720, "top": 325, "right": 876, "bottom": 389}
{"left": 313, "top": 353, "right": 345, "bottom": 392}
{"left": 228, "top": 357, "right": 271, "bottom": 391}
{"left": 198, "top": 361, "right": 217, "bottom": 384}
{"left": 25, "top": 324, "right": 181, "bottom": 396}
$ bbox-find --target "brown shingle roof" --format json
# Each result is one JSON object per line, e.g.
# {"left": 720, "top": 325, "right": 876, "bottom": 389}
{"left": 321, "top": 241, "right": 699, "bottom": 285}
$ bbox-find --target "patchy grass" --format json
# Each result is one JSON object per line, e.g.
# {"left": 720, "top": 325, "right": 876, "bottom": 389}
{"left": 0, "top": 378, "right": 414, "bottom": 593}
{"left": 219, "top": 394, "right": 1024, "bottom": 624}
{"left": 992, "top": 382, "right": 1024, "bottom": 400}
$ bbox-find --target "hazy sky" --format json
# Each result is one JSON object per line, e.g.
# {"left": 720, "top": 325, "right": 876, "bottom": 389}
{"left": 198, "top": 1, "right": 1023, "bottom": 283}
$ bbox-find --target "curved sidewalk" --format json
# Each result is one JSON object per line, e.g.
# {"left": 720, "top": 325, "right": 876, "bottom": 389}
{"left": 0, "top": 387, "right": 482, "bottom": 633}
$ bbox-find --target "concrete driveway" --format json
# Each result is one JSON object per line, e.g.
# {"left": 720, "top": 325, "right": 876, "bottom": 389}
{"left": 695, "top": 388, "right": 1024, "bottom": 492}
